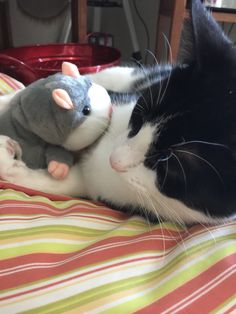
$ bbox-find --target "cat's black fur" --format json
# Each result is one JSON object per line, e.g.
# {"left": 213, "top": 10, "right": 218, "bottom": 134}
{"left": 128, "top": 0, "right": 236, "bottom": 219}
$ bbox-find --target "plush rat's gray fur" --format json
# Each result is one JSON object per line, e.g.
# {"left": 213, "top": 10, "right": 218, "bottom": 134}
{"left": 0, "top": 73, "right": 92, "bottom": 169}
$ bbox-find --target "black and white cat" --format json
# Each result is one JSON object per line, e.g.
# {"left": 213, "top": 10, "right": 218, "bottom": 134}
{"left": 0, "top": 0, "right": 236, "bottom": 224}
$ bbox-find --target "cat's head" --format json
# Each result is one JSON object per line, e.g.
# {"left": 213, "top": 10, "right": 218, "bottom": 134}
{"left": 111, "top": 0, "right": 236, "bottom": 224}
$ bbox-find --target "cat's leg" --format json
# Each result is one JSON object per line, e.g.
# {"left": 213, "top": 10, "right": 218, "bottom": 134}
{"left": 86, "top": 67, "right": 141, "bottom": 92}
{"left": 0, "top": 135, "right": 86, "bottom": 197}
{"left": 87, "top": 65, "right": 171, "bottom": 93}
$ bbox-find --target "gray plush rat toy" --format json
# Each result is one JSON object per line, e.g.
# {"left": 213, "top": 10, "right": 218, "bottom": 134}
{"left": 0, "top": 62, "right": 111, "bottom": 179}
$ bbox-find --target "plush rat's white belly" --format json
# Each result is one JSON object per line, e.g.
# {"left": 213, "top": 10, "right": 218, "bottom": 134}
{"left": 81, "top": 103, "right": 138, "bottom": 205}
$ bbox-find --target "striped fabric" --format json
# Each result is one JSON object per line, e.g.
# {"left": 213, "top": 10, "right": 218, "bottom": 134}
{"left": 0, "top": 73, "right": 24, "bottom": 95}
{"left": 0, "top": 181, "right": 235, "bottom": 314}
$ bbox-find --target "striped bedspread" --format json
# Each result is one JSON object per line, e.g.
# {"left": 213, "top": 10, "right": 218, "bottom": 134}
{"left": 0, "top": 182, "right": 235, "bottom": 314}
{"left": 0, "top": 74, "right": 236, "bottom": 313}
{"left": 0, "top": 73, "right": 24, "bottom": 95}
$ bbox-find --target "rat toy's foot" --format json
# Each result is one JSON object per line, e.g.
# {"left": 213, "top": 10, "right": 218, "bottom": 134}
{"left": 0, "top": 135, "right": 27, "bottom": 181}
{"left": 48, "top": 160, "right": 69, "bottom": 180}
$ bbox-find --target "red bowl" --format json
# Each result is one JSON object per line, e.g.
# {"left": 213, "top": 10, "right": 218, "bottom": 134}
{"left": 0, "top": 44, "right": 121, "bottom": 85}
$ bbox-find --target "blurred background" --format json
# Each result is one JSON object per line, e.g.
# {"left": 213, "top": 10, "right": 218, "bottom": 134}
{"left": 0, "top": 0, "right": 236, "bottom": 69}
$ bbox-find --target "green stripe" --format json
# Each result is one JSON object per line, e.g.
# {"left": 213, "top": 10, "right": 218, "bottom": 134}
{"left": 0, "top": 225, "right": 106, "bottom": 240}
{"left": 0, "top": 242, "right": 90, "bottom": 259}
{"left": 0, "top": 189, "right": 100, "bottom": 209}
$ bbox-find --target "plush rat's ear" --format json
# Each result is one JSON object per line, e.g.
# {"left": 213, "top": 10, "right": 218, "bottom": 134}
{"left": 62, "top": 62, "right": 80, "bottom": 78}
{"left": 52, "top": 89, "right": 74, "bottom": 109}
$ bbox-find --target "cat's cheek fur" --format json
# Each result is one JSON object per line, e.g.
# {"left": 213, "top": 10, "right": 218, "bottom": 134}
{"left": 110, "top": 124, "right": 155, "bottom": 172}
{"left": 123, "top": 165, "right": 226, "bottom": 224}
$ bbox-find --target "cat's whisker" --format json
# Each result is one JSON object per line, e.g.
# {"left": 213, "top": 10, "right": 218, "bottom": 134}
{"left": 156, "top": 194, "right": 187, "bottom": 229}
{"left": 133, "top": 90, "right": 149, "bottom": 112}
{"left": 161, "top": 157, "right": 169, "bottom": 190}
{"left": 162, "top": 208, "right": 189, "bottom": 256}
{"left": 172, "top": 140, "right": 230, "bottom": 150}
{"left": 127, "top": 181, "right": 152, "bottom": 232}
{"left": 135, "top": 101, "right": 146, "bottom": 113}
{"left": 172, "top": 152, "right": 188, "bottom": 195}
{"left": 183, "top": 211, "right": 217, "bottom": 248}
{"left": 163, "top": 32, "right": 173, "bottom": 65}
{"left": 134, "top": 59, "right": 154, "bottom": 109}
{"left": 137, "top": 190, "right": 152, "bottom": 232}
{"left": 150, "top": 192, "right": 189, "bottom": 256}
{"left": 143, "top": 49, "right": 164, "bottom": 109}
{"left": 141, "top": 189, "right": 167, "bottom": 257}
{"left": 175, "top": 149, "right": 224, "bottom": 185}
{"left": 158, "top": 33, "right": 173, "bottom": 105}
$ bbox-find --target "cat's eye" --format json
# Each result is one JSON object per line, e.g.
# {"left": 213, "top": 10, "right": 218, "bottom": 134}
{"left": 158, "top": 149, "right": 172, "bottom": 162}
{"left": 82, "top": 105, "right": 91, "bottom": 116}
{"left": 128, "top": 107, "right": 144, "bottom": 138}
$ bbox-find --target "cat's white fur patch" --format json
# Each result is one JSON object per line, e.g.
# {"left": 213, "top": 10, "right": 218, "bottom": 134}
{"left": 110, "top": 124, "right": 154, "bottom": 172}
{"left": 86, "top": 67, "right": 139, "bottom": 92}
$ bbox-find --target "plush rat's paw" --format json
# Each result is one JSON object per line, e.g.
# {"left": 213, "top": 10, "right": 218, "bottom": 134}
{"left": 48, "top": 161, "right": 69, "bottom": 180}
{"left": 0, "top": 135, "right": 27, "bottom": 181}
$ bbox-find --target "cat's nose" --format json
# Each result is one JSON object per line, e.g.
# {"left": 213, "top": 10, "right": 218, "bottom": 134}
{"left": 109, "top": 154, "right": 127, "bottom": 172}
{"left": 109, "top": 145, "right": 144, "bottom": 172}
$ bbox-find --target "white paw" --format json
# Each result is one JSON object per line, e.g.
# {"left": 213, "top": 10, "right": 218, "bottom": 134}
{"left": 0, "top": 135, "right": 27, "bottom": 182}
{"left": 0, "top": 135, "right": 22, "bottom": 159}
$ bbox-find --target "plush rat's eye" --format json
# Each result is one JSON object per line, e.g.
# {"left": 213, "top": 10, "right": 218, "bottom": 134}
{"left": 82, "top": 105, "right": 91, "bottom": 116}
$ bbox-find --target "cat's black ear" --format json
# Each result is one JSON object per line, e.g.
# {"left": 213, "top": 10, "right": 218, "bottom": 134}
{"left": 181, "top": 0, "right": 233, "bottom": 70}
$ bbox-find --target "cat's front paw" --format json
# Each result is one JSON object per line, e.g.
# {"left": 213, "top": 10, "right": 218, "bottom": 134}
{"left": 0, "top": 135, "right": 27, "bottom": 182}
{"left": 0, "top": 135, "right": 22, "bottom": 160}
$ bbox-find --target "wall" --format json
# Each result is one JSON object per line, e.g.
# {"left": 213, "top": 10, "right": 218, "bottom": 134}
{"left": 8, "top": 0, "right": 69, "bottom": 46}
